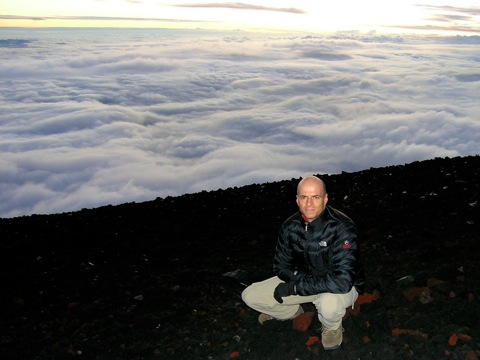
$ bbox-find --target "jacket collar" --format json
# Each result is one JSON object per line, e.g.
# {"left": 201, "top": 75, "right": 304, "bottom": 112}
{"left": 299, "top": 206, "right": 329, "bottom": 227}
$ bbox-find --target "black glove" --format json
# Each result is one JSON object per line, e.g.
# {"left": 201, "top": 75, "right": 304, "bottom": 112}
{"left": 274, "top": 281, "right": 296, "bottom": 303}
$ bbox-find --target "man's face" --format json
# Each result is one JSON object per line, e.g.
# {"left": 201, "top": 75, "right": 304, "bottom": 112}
{"left": 296, "top": 179, "right": 328, "bottom": 222}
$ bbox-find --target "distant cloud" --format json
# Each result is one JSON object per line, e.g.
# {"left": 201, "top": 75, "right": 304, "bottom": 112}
{"left": 302, "top": 51, "right": 352, "bottom": 61}
{"left": 389, "top": 24, "right": 480, "bottom": 35}
{"left": 419, "top": 5, "right": 480, "bottom": 16}
{"left": 0, "top": 29, "right": 479, "bottom": 217}
{"left": 0, "top": 14, "right": 203, "bottom": 23}
{"left": 0, "top": 39, "right": 33, "bottom": 48}
{"left": 174, "top": 2, "right": 306, "bottom": 14}
{"left": 389, "top": 4, "right": 480, "bottom": 34}
{"left": 0, "top": 15, "right": 47, "bottom": 21}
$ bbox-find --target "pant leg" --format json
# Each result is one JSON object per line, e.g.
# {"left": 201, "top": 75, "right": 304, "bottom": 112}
{"left": 241, "top": 276, "right": 318, "bottom": 320}
{"left": 313, "top": 287, "right": 358, "bottom": 330}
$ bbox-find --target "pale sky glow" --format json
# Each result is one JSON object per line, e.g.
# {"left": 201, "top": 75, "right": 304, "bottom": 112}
{"left": 1, "top": 0, "right": 480, "bottom": 35}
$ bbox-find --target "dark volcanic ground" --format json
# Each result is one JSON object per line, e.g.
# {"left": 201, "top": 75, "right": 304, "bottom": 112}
{"left": 1, "top": 155, "right": 480, "bottom": 360}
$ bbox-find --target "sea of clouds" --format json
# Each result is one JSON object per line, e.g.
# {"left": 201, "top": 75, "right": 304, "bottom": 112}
{"left": 1, "top": 28, "right": 479, "bottom": 217}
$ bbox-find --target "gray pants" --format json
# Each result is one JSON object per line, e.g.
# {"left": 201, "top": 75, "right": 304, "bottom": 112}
{"left": 242, "top": 276, "right": 358, "bottom": 330}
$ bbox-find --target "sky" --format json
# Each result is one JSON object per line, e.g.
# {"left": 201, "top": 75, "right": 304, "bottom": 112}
{"left": 1, "top": 0, "right": 479, "bottom": 35}
{"left": 1, "top": 3, "right": 480, "bottom": 218}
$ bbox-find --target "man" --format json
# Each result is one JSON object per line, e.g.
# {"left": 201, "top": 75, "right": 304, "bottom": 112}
{"left": 242, "top": 176, "right": 365, "bottom": 350}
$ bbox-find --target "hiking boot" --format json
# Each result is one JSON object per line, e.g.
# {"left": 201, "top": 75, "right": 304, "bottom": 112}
{"left": 321, "top": 325, "right": 344, "bottom": 350}
{"left": 258, "top": 313, "right": 274, "bottom": 324}
{"left": 258, "top": 305, "right": 304, "bottom": 325}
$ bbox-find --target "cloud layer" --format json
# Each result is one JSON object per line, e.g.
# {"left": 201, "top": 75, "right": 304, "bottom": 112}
{"left": 1, "top": 29, "right": 479, "bottom": 217}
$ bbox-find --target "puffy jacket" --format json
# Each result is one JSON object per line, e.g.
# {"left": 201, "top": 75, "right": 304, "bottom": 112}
{"left": 273, "top": 205, "right": 365, "bottom": 296}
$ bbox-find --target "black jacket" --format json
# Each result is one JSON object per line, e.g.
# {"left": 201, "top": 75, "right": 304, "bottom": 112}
{"left": 273, "top": 206, "right": 365, "bottom": 296}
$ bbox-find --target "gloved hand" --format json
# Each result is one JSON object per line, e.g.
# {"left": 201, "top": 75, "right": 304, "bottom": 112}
{"left": 274, "top": 281, "right": 296, "bottom": 303}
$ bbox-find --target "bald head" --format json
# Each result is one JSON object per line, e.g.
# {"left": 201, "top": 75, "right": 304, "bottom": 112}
{"left": 297, "top": 176, "right": 327, "bottom": 196}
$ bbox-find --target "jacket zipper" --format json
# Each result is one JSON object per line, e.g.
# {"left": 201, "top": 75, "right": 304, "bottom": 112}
{"left": 303, "top": 221, "right": 311, "bottom": 267}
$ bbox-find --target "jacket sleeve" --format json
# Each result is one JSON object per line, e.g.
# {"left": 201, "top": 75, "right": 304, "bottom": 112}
{"left": 296, "top": 221, "right": 360, "bottom": 295}
{"left": 272, "top": 222, "right": 302, "bottom": 283}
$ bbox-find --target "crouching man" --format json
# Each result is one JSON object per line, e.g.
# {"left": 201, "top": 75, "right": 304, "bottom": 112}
{"left": 242, "top": 176, "right": 365, "bottom": 350}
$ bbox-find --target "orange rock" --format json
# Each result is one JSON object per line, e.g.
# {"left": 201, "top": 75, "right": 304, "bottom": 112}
{"left": 292, "top": 311, "right": 314, "bottom": 332}
{"left": 67, "top": 302, "right": 81, "bottom": 309}
{"left": 403, "top": 287, "right": 421, "bottom": 300}
{"left": 448, "top": 333, "right": 458, "bottom": 346}
{"left": 465, "top": 350, "right": 478, "bottom": 360}
{"left": 306, "top": 336, "right": 320, "bottom": 346}
{"left": 391, "top": 328, "right": 428, "bottom": 339}
{"left": 427, "top": 278, "right": 445, "bottom": 288}
{"left": 229, "top": 351, "right": 240, "bottom": 359}
{"left": 458, "top": 333, "right": 472, "bottom": 342}
{"left": 342, "top": 304, "right": 360, "bottom": 320}
{"left": 392, "top": 328, "right": 408, "bottom": 336}
{"left": 403, "top": 287, "right": 431, "bottom": 302}
{"left": 357, "top": 289, "right": 380, "bottom": 304}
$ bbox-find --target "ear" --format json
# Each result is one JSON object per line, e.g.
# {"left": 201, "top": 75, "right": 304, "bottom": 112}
{"left": 296, "top": 196, "right": 300, "bottom": 207}
{"left": 324, "top": 193, "right": 329, "bottom": 204}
